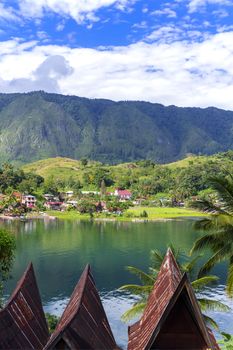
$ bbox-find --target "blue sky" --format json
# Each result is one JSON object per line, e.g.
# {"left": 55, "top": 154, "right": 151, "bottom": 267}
{"left": 1, "top": 0, "right": 233, "bottom": 109}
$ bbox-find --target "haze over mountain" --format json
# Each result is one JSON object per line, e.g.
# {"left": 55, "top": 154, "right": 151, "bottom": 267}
{"left": 0, "top": 91, "right": 232, "bottom": 164}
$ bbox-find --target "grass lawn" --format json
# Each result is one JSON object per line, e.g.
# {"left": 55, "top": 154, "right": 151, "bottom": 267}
{"left": 47, "top": 211, "right": 90, "bottom": 220}
{"left": 47, "top": 207, "right": 207, "bottom": 221}
{"left": 126, "top": 206, "right": 208, "bottom": 219}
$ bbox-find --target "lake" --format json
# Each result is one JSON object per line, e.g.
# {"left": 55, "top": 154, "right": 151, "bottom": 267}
{"left": 2, "top": 218, "right": 233, "bottom": 348}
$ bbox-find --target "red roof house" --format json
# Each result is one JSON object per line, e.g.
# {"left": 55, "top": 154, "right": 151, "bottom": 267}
{"left": 114, "top": 189, "right": 132, "bottom": 200}
{"left": 128, "top": 248, "right": 220, "bottom": 350}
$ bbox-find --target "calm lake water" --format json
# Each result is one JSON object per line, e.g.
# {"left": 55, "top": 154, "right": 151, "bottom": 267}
{"left": 2, "top": 218, "right": 233, "bottom": 348}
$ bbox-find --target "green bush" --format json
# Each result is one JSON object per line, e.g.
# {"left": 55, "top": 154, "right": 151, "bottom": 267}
{"left": 140, "top": 210, "right": 148, "bottom": 218}
{"left": 45, "top": 313, "right": 59, "bottom": 334}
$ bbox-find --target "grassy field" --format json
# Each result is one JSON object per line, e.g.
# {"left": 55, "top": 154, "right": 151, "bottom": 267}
{"left": 126, "top": 207, "right": 207, "bottom": 219}
{"left": 47, "top": 207, "right": 207, "bottom": 221}
{"left": 164, "top": 154, "right": 226, "bottom": 169}
{"left": 22, "top": 157, "right": 100, "bottom": 182}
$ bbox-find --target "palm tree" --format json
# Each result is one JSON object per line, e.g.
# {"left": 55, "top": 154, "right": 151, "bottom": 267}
{"left": 190, "top": 175, "right": 233, "bottom": 296}
{"left": 119, "top": 245, "right": 229, "bottom": 330}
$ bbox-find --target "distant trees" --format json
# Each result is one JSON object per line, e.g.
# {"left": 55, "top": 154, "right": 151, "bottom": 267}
{"left": 0, "top": 163, "right": 44, "bottom": 194}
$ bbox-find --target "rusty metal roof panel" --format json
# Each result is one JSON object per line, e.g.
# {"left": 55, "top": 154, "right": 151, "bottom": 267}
{"left": 45, "top": 265, "right": 118, "bottom": 350}
{"left": 128, "top": 248, "right": 219, "bottom": 350}
{"left": 0, "top": 263, "right": 49, "bottom": 349}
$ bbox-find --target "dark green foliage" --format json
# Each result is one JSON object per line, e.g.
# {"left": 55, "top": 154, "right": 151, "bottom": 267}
{"left": 219, "top": 333, "right": 233, "bottom": 349}
{"left": 45, "top": 313, "right": 59, "bottom": 334}
{"left": 0, "top": 91, "right": 232, "bottom": 164}
{"left": 0, "top": 163, "right": 43, "bottom": 194}
{"left": 140, "top": 210, "right": 148, "bottom": 218}
{"left": 191, "top": 176, "right": 233, "bottom": 296}
{"left": 77, "top": 199, "right": 96, "bottom": 214}
{"left": 0, "top": 228, "right": 16, "bottom": 306}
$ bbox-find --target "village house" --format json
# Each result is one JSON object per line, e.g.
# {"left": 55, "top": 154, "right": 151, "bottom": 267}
{"left": 65, "top": 191, "right": 74, "bottom": 198}
{"left": 12, "top": 191, "right": 22, "bottom": 201}
{"left": 44, "top": 194, "right": 54, "bottom": 201}
{"left": 114, "top": 188, "right": 132, "bottom": 200}
{"left": 21, "top": 195, "right": 37, "bottom": 208}
{"left": 66, "top": 200, "right": 78, "bottom": 208}
{"left": 44, "top": 201, "right": 63, "bottom": 211}
{"left": 81, "top": 191, "right": 100, "bottom": 195}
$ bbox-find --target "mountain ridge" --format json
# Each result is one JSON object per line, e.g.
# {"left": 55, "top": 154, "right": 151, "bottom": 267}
{"left": 0, "top": 91, "right": 232, "bottom": 164}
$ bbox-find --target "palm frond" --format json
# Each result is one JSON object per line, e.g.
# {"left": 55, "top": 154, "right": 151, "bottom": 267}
{"left": 197, "top": 247, "right": 230, "bottom": 277}
{"left": 121, "top": 302, "right": 146, "bottom": 322}
{"left": 191, "top": 199, "right": 226, "bottom": 215}
{"left": 226, "top": 256, "right": 233, "bottom": 297}
{"left": 148, "top": 267, "right": 158, "bottom": 278}
{"left": 208, "top": 177, "right": 233, "bottom": 215}
{"left": 150, "top": 249, "right": 164, "bottom": 270}
{"left": 125, "top": 266, "right": 155, "bottom": 285}
{"left": 202, "top": 314, "right": 219, "bottom": 331}
{"left": 194, "top": 215, "right": 219, "bottom": 231}
{"left": 118, "top": 284, "right": 153, "bottom": 295}
{"left": 198, "top": 298, "right": 230, "bottom": 312}
{"left": 190, "top": 233, "right": 220, "bottom": 254}
{"left": 191, "top": 275, "right": 218, "bottom": 291}
{"left": 182, "top": 254, "right": 202, "bottom": 273}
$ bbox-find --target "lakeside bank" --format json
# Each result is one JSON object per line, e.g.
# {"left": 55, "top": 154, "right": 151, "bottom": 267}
{"left": 46, "top": 207, "right": 208, "bottom": 221}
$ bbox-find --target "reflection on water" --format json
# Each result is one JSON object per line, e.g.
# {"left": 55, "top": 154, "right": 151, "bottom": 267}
{"left": 2, "top": 218, "right": 232, "bottom": 349}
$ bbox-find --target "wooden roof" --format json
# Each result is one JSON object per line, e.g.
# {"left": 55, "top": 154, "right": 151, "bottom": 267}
{"left": 0, "top": 263, "right": 49, "bottom": 349}
{"left": 45, "top": 264, "right": 118, "bottom": 350}
{"left": 128, "top": 248, "right": 220, "bottom": 350}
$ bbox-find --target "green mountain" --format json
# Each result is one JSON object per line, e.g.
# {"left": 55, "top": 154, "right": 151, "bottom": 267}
{"left": 0, "top": 91, "right": 232, "bottom": 164}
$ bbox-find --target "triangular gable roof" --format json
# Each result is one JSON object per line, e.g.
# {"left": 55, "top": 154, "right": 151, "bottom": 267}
{"left": 128, "top": 248, "right": 220, "bottom": 350}
{"left": 45, "top": 265, "right": 118, "bottom": 349}
{"left": 0, "top": 263, "right": 49, "bottom": 349}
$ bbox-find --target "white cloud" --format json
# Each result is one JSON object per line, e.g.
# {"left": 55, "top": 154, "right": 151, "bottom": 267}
{"left": 0, "top": 3, "right": 20, "bottom": 22}
{"left": 152, "top": 8, "right": 177, "bottom": 18}
{"left": 0, "top": 54, "right": 73, "bottom": 93}
{"left": 146, "top": 25, "right": 205, "bottom": 44}
{"left": 56, "top": 21, "right": 65, "bottom": 32}
{"left": 188, "top": 0, "right": 232, "bottom": 13}
{"left": 1, "top": 31, "right": 233, "bottom": 109}
{"left": 16, "top": 0, "right": 137, "bottom": 23}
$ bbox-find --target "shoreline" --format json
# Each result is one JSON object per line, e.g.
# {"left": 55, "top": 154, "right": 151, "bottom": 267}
{"left": 0, "top": 208, "right": 208, "bottom": 223}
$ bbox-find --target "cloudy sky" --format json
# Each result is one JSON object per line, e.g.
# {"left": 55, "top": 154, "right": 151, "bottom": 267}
{"left": 1, "top": 0, "right": 233, "bottom": 109}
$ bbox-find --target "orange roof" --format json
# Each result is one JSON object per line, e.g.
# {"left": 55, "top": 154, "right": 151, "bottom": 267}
{"left": 128, "top": 248, "right": 220, "bottom": 350}
{"left": 45, "top": 265, "right": 118, "bottom": 349}
{"left": 0, "top": 263, "right": 49, "bottom": 349}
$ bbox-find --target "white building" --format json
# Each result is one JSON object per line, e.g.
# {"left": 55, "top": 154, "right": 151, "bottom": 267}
{"left": 22, "top": 195, "right": 37, "bottom": 208}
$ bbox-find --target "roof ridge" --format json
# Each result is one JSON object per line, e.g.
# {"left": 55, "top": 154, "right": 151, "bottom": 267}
{"left": 45, "top": 264, "right": 91, "bottom": 348}
{"left": 5, "top": 262, "right": 34, "bottom": 307}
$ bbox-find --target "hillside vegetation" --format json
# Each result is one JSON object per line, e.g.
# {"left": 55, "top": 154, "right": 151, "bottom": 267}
{"left": 0, "top": 91, "right": 233, "bottom": 164}
{"left": 22, "top": 152, "right": 233, "bottom": 199}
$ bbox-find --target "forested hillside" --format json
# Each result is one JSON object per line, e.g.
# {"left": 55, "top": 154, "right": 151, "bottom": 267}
{"left": 0, "top": 91, "right": 232, "bottom": 164}
{"left": 22, "top": 152, "right": 233, "bottom": 200}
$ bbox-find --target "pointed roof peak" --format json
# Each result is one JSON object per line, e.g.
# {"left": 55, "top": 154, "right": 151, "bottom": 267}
{"left": 0, "top": 262, "right": 49, "bottom": 349}
{"left": 155, "top": 248, "right": 182, "bottom": 289}
{"left": 128, "top": 249, "right": 220, "bottom": 350}
{"left": 46, "top": 264, "right": 117, "bottom": 349}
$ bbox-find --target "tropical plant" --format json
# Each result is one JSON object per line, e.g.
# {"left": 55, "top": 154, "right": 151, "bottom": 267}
{"left": 190, "top": 175, "right": 233, "bottom": 296}
{"left": 218, "top": 333, "right": 233, "bottom": 350}
{"left": 119, "top": 245, "right": 229, "bottom": 331}
{"left": 0, "top": 228, "right": 16, "bottom": 307}
{"left": 45, "top": 313, "right": 59, "bottom": 334}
